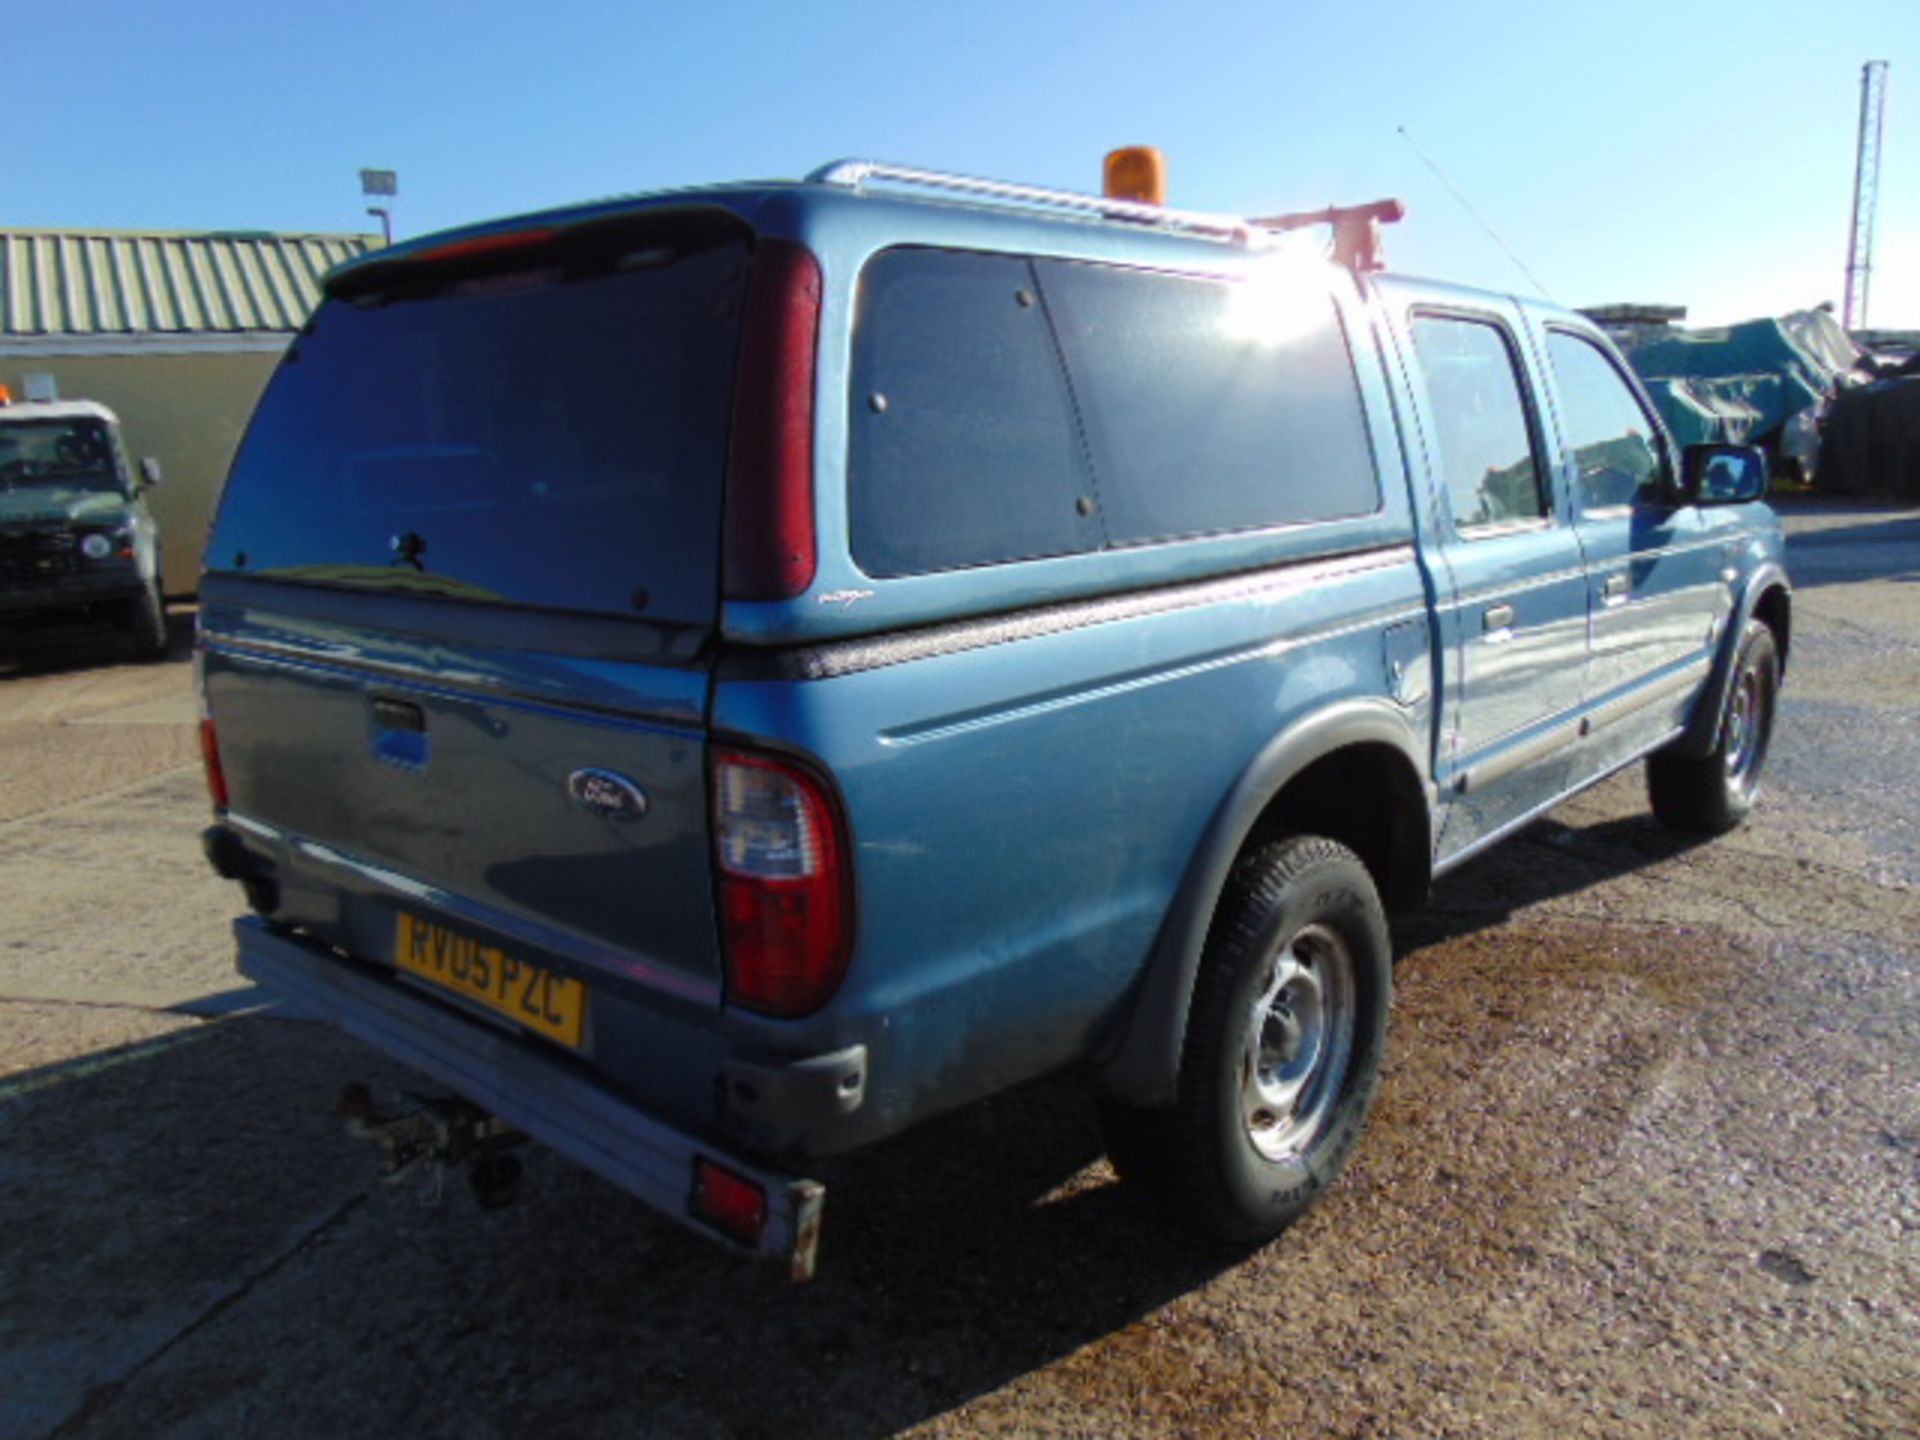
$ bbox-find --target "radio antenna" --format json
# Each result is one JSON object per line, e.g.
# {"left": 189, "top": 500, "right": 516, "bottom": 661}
{"left": 1396, "top": 125, "right": 1556, "bottom": 302}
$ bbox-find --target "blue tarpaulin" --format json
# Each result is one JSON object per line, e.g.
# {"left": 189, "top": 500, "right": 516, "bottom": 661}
{"left": 1586, "top": 307, "right": 1871, "bottom": 481}
{"left": 1616, "top": 310, "right": 1862, "bottom": 443}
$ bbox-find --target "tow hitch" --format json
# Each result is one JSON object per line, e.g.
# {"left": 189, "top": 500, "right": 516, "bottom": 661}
{"left": 337, "top": 1083, "right": 528, "bottom": 1209}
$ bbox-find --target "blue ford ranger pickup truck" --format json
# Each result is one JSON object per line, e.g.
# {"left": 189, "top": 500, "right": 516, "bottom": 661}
{"left": 197, "top": 161, "right": 1790, "bottom": 1278}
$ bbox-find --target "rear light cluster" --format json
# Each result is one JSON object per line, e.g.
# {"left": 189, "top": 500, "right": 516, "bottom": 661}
{"left": 723, "top": 240, "right": 822, "bottom": 602}
{"left": 712, "top": 749, "right": 850, "bottom": 1017}
{"left": 194, "top": 644, "right": 229, "bottom": 811}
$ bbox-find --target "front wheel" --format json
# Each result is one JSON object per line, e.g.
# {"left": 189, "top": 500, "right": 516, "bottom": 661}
{"left": 1108, "top": 835, "right": 1392, "bottom": 1245}
{"left": 1648, "top": 618, "right": 1779, "bottom": 835}
{"left": 125, "top": 579, "right": 169, "bottom": 661}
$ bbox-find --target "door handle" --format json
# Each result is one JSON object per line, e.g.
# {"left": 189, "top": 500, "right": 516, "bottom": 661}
{"left": 1601, "top": 573, "right": 1631, "bottom": 603}
{"left": 369, "top": 695, "right": 427, "bottom": 732}
{"left": 1483, "top": 604, "right": 1515, "bottom": 632}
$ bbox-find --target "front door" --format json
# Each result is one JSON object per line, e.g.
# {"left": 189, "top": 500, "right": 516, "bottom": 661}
{"left": 1539, "top": 326, "right": 1736, "bottom": 783}
{"left": 1400, "top": 305, "right": 1589, "bottom": 857}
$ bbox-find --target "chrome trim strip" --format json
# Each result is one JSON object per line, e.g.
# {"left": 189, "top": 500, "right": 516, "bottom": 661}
{"left": 203, "top": 637, "right": 698, "bottom": 729}
{"left": 1456, "top": 516, "right": 1556, "bottom": 541}
{"left": 207, "top": 635, "right": 502, "bottom": 691}
{"left": 197, "top": 574, "right": 709, "bottom": 667}
{"left": 738, "top": 544, "right": 1421, "bottom": 684}
{"left": 1457, "top": 719, "right": 1583, "bottom": 795}
{"left": 1453, "top": 657, "right": 1710, "bottom": 795}
{"left": 1585, "top": 658, "right": 1710, "bottom": 734}
{"left": 881, "top": 603, "right": 1430, "bottom": 746}
{"left": 1447, "top": 563, "right": 1590, "bottom": 608}
{"left": 1435, "top": 725, "right": 1686, "bottom": 878}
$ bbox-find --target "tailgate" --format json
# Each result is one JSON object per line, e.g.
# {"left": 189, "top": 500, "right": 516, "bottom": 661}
{"left": 200, "top": 579, "right": 723, "bottom": 1004}
{"left": 196, "top": 208, "right": 752, "bottom": 1012}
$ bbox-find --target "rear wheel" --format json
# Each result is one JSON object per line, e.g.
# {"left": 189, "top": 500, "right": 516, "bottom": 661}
{"left": 1648, "top": 618, "right": 1779, "bottom": 835}
{"left": 1105, "top": 835, "right": 1392, "bottom": 1244}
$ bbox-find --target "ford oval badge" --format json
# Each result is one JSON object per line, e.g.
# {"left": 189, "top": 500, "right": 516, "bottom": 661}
{"left": 567, "top": 768, "right": 649, "bottom": 820}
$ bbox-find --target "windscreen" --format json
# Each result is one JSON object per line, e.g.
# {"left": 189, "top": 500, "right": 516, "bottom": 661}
{"left": 210, "top": 224, "right": 749, "bottom": 623}
{"left": 0, "top": 417, "right": 125, "bottom": 494}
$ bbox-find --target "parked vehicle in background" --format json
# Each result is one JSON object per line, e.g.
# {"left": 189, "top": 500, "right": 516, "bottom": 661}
{"left": 1, "top": 225, "right": 385, "bottom": 599}
{"left": 196, "top": 159, "right": 1792, "bottom": 1278}
{"left": 0, "top": 396, "right": 168, "bottom": 657}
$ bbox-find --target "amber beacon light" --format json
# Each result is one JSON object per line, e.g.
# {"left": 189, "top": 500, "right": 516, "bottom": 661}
{"left": 1103, "top": 146, "right": 1167, "bottom": 205}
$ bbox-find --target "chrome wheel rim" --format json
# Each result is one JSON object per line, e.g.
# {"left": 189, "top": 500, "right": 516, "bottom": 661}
{"left": 1724, "top": 663, "right": 1765, "bottom": 790}
{"left": 1239, "top": 923, "right": 1355, "bottom": 1161}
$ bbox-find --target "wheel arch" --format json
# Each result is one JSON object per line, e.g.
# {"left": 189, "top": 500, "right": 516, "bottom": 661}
{"left": 1752, "top": 580, "right": 1792, "bottom": 669}
{"left": 1096, "top": 699, "right": 1434, "bottom": 1108}
{"left": 1677, "top": 564, "right": 1791, "bottom": 758}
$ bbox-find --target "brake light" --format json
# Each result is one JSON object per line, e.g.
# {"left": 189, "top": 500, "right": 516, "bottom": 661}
{"left": 199, "top": 717, "right": 229, "bottom": 810}
{"left": 712, "top": 749, "right": 849, "bottom": 1016}
{"left": 409, "top": 227, "right": 558, "bottom": 265}
{"left": 689, "top": 1156, "right": 769, "bottom": 1247}
{"left": 723, "top": 240, "right": 822, "bottom": 601}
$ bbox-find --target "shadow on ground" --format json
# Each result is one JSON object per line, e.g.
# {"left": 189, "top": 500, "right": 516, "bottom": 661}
{"left": 1774, "top": 500, "right": 1920, "bottom": 589}
{"left": 1396, "top": 809, "right": 1709, "bottom": 953}
{"left": 0, "top": 605, "right": 193, "bottom": 678}
{"left": 3, "top": 806, "right": 1721, "bottom": 1439}
{"left": 1, "top": 1016, "right": 1230, "bottom": 1439}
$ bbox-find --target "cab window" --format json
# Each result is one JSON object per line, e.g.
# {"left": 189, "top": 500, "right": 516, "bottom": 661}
{"left": 1545, "top": 330, "right": 1665, "bottom": 511}
{"left": 1408, "top": 314, "right": 1547, "bottom": 532}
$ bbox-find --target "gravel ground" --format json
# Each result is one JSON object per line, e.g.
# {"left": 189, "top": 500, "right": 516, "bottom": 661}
{"left": 1, "top": 503, "right": 1916, "bottom": 1439}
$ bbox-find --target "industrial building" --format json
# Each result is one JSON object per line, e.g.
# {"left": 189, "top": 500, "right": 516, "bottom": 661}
{"left": 0, "top": 227, "right": 376, "bottom": 593}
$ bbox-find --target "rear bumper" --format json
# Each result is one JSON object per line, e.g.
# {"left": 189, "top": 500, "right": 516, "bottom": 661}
{"left": 234, "top": 916, "right": 826, "bottom": 1279}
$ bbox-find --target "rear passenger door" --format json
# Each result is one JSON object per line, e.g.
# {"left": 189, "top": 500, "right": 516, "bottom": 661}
{"left": 1399, "top": 304, "right": 1589, "bottom": 853}
{"left": 1538, "top": 325, "right": 1733, "bottom": 780}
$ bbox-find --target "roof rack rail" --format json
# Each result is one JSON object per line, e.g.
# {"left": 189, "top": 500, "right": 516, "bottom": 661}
{"left": 807, "top": 159, "right": 1262, "bottom": 248}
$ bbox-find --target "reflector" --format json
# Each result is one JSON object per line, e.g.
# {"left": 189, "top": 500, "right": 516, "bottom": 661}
{"left": 690, "top": 1157, "right": 769, "bottom": 1246}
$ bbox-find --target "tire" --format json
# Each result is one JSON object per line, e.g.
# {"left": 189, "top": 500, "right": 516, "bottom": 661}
{"left": 1648, "top": 618, "right": 1779, "bottom": 836}
{"left": 1106, "top": 835, "right": 1392, "bottom": 1245}
{"left": 125, "top": 580, "right": 169, "bottom": 661}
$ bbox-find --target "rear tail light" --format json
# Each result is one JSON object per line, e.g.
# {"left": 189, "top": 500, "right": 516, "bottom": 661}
{"left": 689, "top": 1156, "right": 769, "bottom": 1247}
{"left": 723, "top": 240, "right": 822, "bottom": 601}
{"left": 712, "top": 749, "right": 850, "bottom": 1016}
{"left": 193, "top": 640, "right": 228, "bottom": 810}
{"left": 199, "top": 717, "right": 229, "bottom": 811}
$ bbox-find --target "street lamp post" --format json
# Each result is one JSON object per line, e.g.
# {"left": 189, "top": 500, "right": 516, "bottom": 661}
{"left": 359, "top": 169, "right": 398, "bottom": 246}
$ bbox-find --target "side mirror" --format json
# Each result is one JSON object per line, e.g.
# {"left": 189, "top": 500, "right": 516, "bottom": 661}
{"left": 1681, "top": 444, "right": 1767, "bottom": 506}
{"left": 139, "top": 456, "right": 164, "bottom": 487}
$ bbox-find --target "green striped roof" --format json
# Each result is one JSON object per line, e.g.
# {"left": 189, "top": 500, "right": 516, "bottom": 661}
{"left": 0, "top": 228, "right": 377, "bottom": 337}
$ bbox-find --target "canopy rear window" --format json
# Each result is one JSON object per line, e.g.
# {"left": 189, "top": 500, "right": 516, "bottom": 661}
{"left": 211, "top": 219, "right": 749, "bottom": 623}
{"left": 847, "top": 247, "right": 1380, "bottom": 579}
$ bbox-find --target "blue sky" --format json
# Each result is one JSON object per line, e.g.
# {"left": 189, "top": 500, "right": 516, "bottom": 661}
{"left": 11, "top": 0, "right": 1918, "bottom": 327}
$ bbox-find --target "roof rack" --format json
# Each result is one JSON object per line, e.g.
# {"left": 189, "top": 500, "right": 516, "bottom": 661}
{"left": 1252, "top": 199, "right": 1406, "bottom": 273}
{"left": 807, "top": 159, "right": 1262, "bottom": 248}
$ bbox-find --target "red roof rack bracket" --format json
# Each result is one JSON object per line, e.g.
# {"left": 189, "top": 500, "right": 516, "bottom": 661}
{"left": 1253, "top": 199, "right": 1406, "bottom": 273}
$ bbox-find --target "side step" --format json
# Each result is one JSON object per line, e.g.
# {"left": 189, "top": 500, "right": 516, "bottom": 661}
{"left": 234, "top": 917, "right": 825, "bottom": 1279}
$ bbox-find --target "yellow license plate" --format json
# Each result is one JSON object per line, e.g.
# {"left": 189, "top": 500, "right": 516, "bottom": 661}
{"left": 394, "top": 912, "right": 587, "bottom": 1051}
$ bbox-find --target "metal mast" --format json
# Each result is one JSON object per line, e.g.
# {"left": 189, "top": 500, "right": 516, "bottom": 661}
{"left": 1844, "top": 61, "right": 1890, "bottom": 331}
